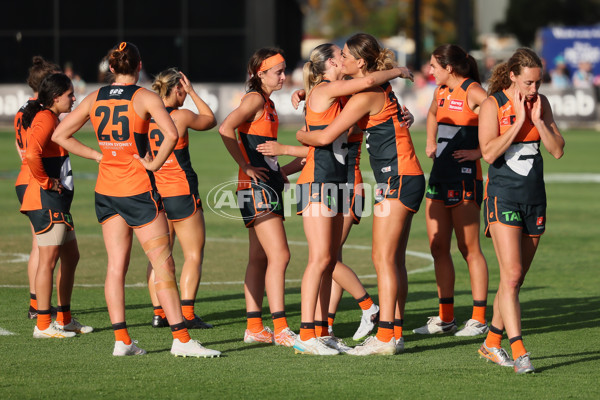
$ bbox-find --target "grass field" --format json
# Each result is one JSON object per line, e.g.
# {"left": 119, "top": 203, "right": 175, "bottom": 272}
{"left": 0, "top": 127, "right": 599, "bottom": 399}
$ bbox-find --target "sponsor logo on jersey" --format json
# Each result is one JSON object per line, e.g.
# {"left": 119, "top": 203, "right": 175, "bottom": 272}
{"left": 426, "top": 186, "right": 438, "bottom": 195}
{"left": 501, "top": 115, "right": 517, "bottom": 126}
{"left": 381, "top": 166, "right": 391, "bottom": 173}
{"left": 502, "top": 211, "right": 522, "bottom": 222}
{"left": 326, "top": 195, "right": 336, "bottom": 207}
{"left": 266, "top": 113, "right": 275, "bottom": 122}
{"left": 438, "top": 99, "right": 445, "bottom": 107}
{"left": 109, "top": 88, "right": 124, "bottom": 96}
{"left": 536, "top": 216, "right": 544, "bottom": 226}
{"left": 447, "top": 190, "right": 459, "bottom": 198}
{"left": 461, "top": 167, "right": 472, "bottom": 174}
{"left": 448, "top": 99, "right": 464, "bottom": 111}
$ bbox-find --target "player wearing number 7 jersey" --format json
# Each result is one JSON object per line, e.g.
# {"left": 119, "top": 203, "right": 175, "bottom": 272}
{"left": 53, "top": 42, "right": 220, "bottom": 358}
{"left": 478, "top": 48, "right": 564, "bottom": 374}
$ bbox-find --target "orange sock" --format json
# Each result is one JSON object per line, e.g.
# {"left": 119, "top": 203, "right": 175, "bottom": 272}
{"left": 509, "top": 336, "right": 527, "bottom": 360}
{"left": 172, "top": 325, "right": 191, "bottom": 343}
{"left": 247, "top": 312, "right": 264, "bottom": 333}
{"left": 485, "top": 325, "right": 503, "bottom": 349}
{"left": 272, "top": 311, "right": 288, "bottom": 335}
{"left": 181, "top": 304, "right": 195, "bottom": 321}
{"left": 299, "top": 322, "right": 316, "bottom": 341}
{"left": 394, "top": 319, "right": 403, "bottom": 339}
{"left": 153, "top": 306, "right": 166, "bottom": 318}
{"left": 56, "top": 306, "right": 71, "bottom": 326}
{"left": 315, "top": 320, "right": 328, "bottom": 337}
{"left": 113, "top": 323, "right": 132, "bottom": 345}
{"left": 439, "top": 298, "right": 454, "bottom": 322}
{"left": 375, "top": 322, "right": 394, "bottom": 343}
{"left": 472, "top": 301, "right": 487, "bottom": 324}
{"left": 327, "top": 313, "right": 335, "bottom": 328}
{"left": 357, "top": 294, "right": 374, "bottom": 311}
{"left": 37, "top": 311, "right": 52, "bottom": 330}
{"left": 30, "top": 294, "right": 38, "bottom": 311}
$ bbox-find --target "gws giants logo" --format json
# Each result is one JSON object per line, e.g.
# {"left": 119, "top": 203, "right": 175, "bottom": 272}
{"left": 109, "top": 88, "right": 124, "bottom": 96}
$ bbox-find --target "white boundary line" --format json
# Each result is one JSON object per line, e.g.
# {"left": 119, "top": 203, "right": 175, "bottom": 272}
{"left": 0, "top": 237, "right": 434, "bottom": 288}
{"left": 0, "top": 327, "right": 15, "bottom": 336}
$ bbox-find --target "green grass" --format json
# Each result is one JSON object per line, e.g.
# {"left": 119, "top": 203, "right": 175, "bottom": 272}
{"left": 0, "top": 127, "right": 599, "bottom": 399}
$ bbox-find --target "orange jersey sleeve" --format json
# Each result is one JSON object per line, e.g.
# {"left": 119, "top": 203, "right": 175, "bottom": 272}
{"left": 25, "top": 110, "right": 60, "bottom": 190}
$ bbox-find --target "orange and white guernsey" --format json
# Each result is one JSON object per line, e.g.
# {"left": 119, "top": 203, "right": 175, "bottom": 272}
{"left": 297, "top": 82, "right": 348, "bottom": 184}
{"left": 89, "top": 84, "right": 152, "bottom": 197}
{"left": 148, "top": 107, "right": 198, "bottom": 197}
{"left": 430, "top": 78, "right": 482, "bottom": 183}
{"left": 485, "top": 89, "right": 545, "bottom": 204}
{"left": 236, "top": 91, "right": 284, "bottom": 192}
{"left": 21, "top": 110, "right": 73, "bottom": 213}
{"left": 357, "top": 82, "right": 422, "bottom": 183}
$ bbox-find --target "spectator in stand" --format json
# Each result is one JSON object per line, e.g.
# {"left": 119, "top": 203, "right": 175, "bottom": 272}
{"left": 550, "top": 57, "right": 571, "bottom": 90}
{"left": 572, "top": 61, "right": 594, "bottom": 89}
{"left": 483, "top": 56, "right": 497, "bottom": 82}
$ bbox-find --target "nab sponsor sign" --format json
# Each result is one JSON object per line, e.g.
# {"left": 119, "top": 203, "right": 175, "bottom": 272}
{"left": 543, "top": 88, "right": 597, "bottom": 122}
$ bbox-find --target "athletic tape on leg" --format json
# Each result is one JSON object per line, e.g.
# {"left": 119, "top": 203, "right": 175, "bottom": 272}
{"left": 142, "top": 233, "right": 171, "bottom": 269}
{"left": 142, "top": 234, "right": 177, "bottom": 291}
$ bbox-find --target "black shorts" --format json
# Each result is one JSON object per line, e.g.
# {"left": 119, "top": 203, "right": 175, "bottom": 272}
{"left": 426, "top": 179, "right": 483, "bottom": 208}
{"left": 296, "top": 182, "right": 348, "bottom": 216}
{"left": 347, "top": 187, "right": 364, "bottom": 224}
{"left": 95, "top": 191, "right": 163, "bottom": 228}
{"left": 484, "top": 196, "right": 546, "bottom": 237}
{"left": 16, "top": 184, "right": 27, "bottom": 205}
{"left": 163, "top": 194, "right": 202, "bottom": 221}
{"left": 237, "top": 186, "right": 284, "bottom": 228}
{"left": 26, "top": 209, "right": 74, "bottom": 235}
{"left": 374, "top": 175, "right": 425, "bottom": 212}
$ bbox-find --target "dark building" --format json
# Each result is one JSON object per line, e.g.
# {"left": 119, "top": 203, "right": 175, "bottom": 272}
{"left": 0, "top": 0, "right": 302, "bottom": 83}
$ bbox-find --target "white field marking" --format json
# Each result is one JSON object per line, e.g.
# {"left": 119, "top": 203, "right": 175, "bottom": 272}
{"left": 0, "top": 327, "right": 16, "bottom": 336}
{"left": 0, "top": 238, "right": 434, "bottom": 287}
{"left": 0, "top": 252, "right": 30, "bottom": 263}
{"left": 360, "top": 171, "right": 600, "bottom": 183}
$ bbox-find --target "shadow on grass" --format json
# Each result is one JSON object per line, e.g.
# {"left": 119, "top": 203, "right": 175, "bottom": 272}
{"left": 402, "top": 294, "right": 600, "bottom": 372}
{"left": 533, "top": 351, "right": 600, "bottom": 372}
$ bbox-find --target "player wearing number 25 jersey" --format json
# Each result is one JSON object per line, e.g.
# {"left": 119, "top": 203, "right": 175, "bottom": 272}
{"left": 53, "top": 42, "right": 220, "bottom": 357}
{"left": 90, "top": 85, "right": 153, "bottom": 198}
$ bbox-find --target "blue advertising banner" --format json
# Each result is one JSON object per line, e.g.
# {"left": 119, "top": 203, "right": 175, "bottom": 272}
{"left": 540, "top": 26, "right": 600, "bottom": 77}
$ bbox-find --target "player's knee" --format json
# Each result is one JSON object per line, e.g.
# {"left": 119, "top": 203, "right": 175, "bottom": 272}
{"left": 142, "top": 233, "right": 172, "bottom": 270}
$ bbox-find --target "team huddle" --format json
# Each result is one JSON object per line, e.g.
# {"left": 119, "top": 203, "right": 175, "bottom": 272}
{"left": 14, "top": 33, "right": 564, "bottom": 374}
